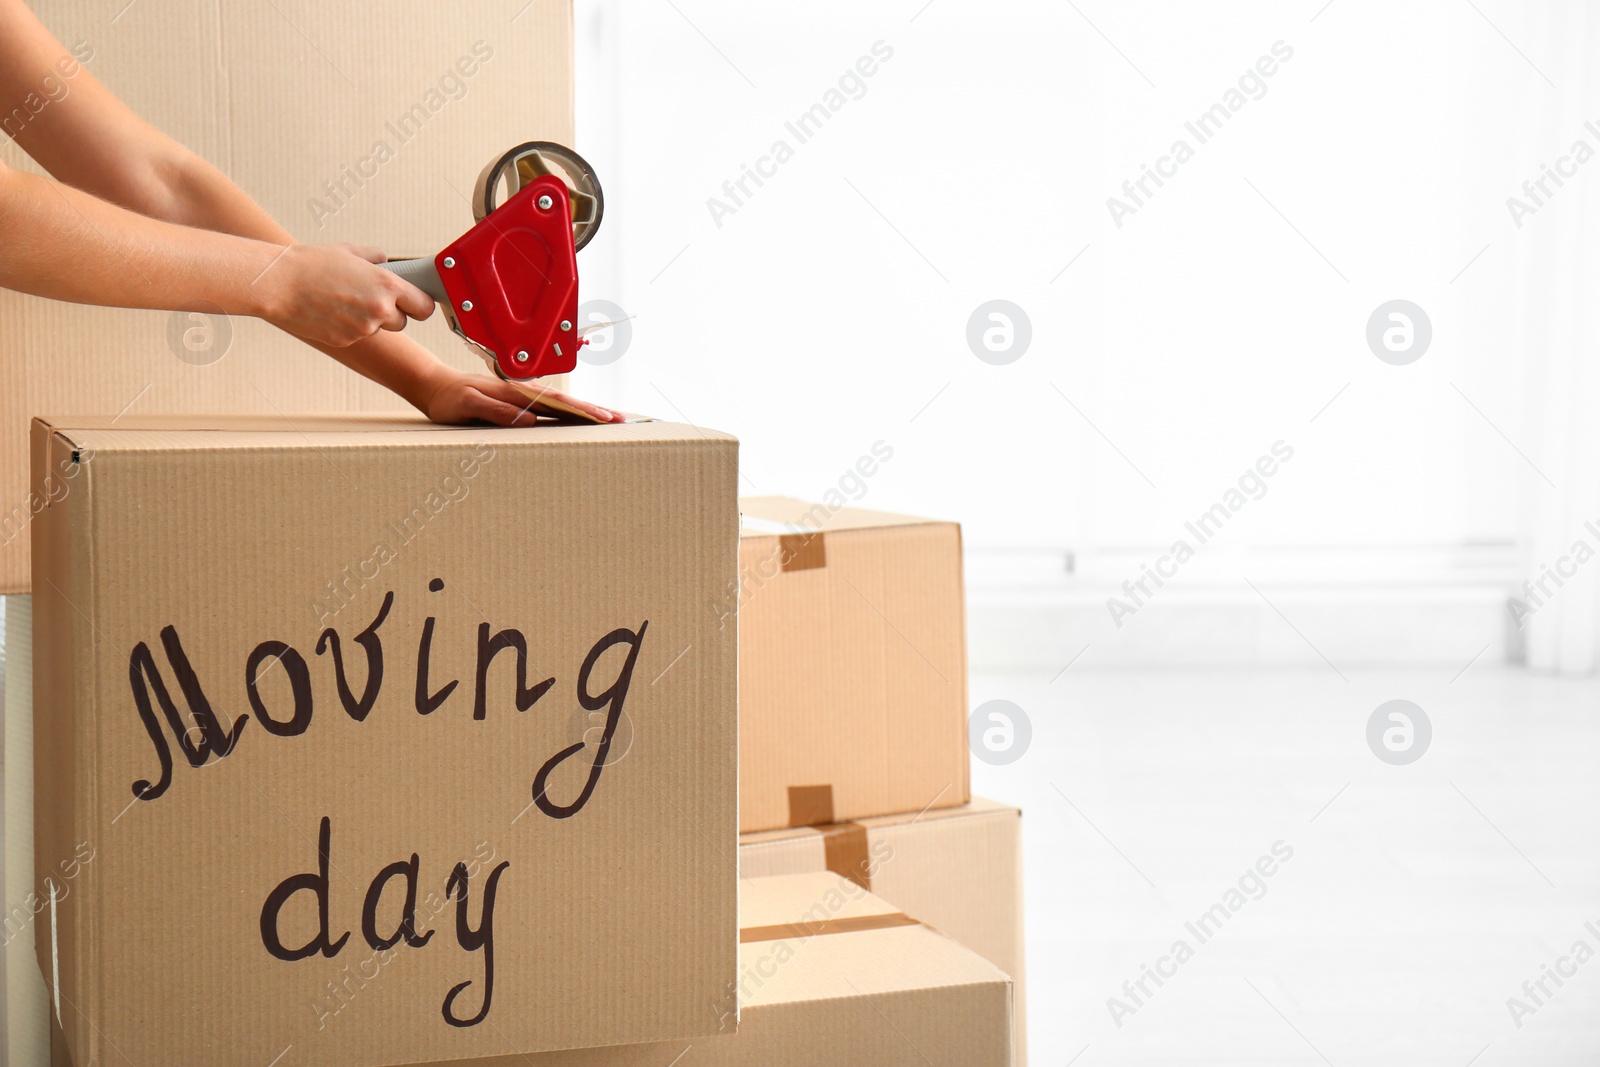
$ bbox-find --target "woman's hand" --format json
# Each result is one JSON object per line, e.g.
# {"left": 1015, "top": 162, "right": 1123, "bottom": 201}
{"left": 254, "top": 243, "right": 435, "bottom": 347}
{"left": 420, "top": 368, "right": 624, "bottom": 427}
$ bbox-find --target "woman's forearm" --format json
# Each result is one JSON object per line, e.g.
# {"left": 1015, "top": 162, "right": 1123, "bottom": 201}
{"left": 305, "top": 325, "right": 456, "bottom": 413}
{"left": 0, "top": 162, "right": 282, "bottom": 316}
{"left": 1, "top": 156, "right": 436, "bottom": 358}
{"left": 144, "top": 145, "right": 298, "bottom": 245}
{"left": 126, "top": 149, "right": 458, "bottom": 413}
{"left": 173, "top": 157, "right": 462, "bottom": 410}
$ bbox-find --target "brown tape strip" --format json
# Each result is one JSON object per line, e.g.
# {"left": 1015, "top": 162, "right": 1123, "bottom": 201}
{"left": 822, "top": 822, "right": 873, "bottom": 891}
{"left": 778, "top": 532, "right": 826, "bottom": 572}
{"left": 787, "top": 784, "right": 834, "bottom": 827}
{"left": 740, "top": 912, "right": 918, "bottom": 944}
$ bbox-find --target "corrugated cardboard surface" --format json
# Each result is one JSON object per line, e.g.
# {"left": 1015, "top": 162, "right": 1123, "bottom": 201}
{"left": 740, "top": 798, "right": 1028, "bottom": 1064}
{"left": 4, "top": 595, "right": 53, "bottom": 1067}
{"left": 413, "top": 872, "right": 1013, "bottom": 1067}
{"left": 736, "top": 496, "right": 969, "bottom": 832}
{"left": 32, "top": 416, "right": 738, "bottom": 1066}
{"left": 0, "top": 0, "right": 577, "bottom": 594}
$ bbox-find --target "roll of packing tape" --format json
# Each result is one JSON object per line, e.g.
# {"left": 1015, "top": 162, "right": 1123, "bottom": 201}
{"left": 472, "top": 141, "right": 605, "bottom": 251}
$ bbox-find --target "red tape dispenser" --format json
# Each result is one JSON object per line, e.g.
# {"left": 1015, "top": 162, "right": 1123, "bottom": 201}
{"left": 380, "top": 142, "right": 604, "bottom": 381}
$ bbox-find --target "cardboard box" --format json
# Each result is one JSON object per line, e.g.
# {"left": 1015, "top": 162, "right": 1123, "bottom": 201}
{"left": 414, "top": 872, "right": 1014, "bottom": 1067}
{"left": 740, "top": 798, "right": 1028, "bottom": 1064}
{"left": 0, "top": 0, "right": 579, "bottom": 594}
{"left": 31, "top": 415, "right": 738, "bottom": 1066}
{"left": 734, "top": 496, "right": 969, "bottom": 833}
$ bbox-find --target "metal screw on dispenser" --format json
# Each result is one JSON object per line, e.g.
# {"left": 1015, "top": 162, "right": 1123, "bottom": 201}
{"left": 560, "top": 320, "right": 572, "bottom": 331}
{"left": 443, "top": 257, "right": 455, "bottom": 268}
{"left": 461, "top": 300, "right": 474, "bottom": 311}
{"left": 537, "top": 194, "right": 553, "bottom": 210}
{"left": 515, "top": 350, "right": 530, "bottom": 363}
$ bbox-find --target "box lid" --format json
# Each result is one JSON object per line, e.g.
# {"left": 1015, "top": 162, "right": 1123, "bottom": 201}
{"left": 34, "top": 413, "right": 725, "bottom": 453}
{"left": 739, "top": 796, "right": 1017, "bottom": 848}
{"left": 739, "top": 496, "right": 952, "bottom": 536}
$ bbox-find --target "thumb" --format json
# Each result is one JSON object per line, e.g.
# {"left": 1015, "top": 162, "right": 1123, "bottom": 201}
{"left": 345, "top": 244, "right": 389, "bottom": 264}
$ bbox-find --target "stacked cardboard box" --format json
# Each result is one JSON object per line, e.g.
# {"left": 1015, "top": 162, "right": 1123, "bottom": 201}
{"left": 739, "top": 797, "right": 1027, "bottom": 1060}
{"left": 735, "top": 497, "right": 1028, "bottom": 1063}
{"left": 733, "top": 496, "right": 971, "bottom": 832}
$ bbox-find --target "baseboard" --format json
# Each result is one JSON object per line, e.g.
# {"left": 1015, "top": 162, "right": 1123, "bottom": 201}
{"left": 965, "top": 545, "right": 1517, "bottom": 671}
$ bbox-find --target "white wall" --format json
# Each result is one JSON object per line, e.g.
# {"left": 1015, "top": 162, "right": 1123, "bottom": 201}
{"left": 574, "top": 1, "right": 1566, "bottom": 667}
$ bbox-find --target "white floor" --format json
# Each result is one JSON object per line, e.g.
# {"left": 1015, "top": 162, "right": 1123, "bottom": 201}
{"left": 970, "top": 666, "right": 1600, "bottom": 1067}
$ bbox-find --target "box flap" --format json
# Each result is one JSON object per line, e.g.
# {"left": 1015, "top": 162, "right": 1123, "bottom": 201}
{"left": 737, "top": 873, "right": 1009, "bottom": 1007}
{"left": 739, "top": 496, "right": 952, "bottom": 536}
{"left": 32, "top": 415, "right": 730, "bottom": 454}
{"left": 739, "top": 797, "right": 1016, "bottom": 847}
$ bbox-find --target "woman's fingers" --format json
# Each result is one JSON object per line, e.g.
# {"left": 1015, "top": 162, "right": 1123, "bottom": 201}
{"left": 549, "top": 389, "right": 618, "bottom": 422}
{"left": 390, "top": 278, "right": 435, "bottom": 323}
{"left": 503, "top": 380, "right": 618, "bottom": 422}
{"left": 464, "top": 389, "right": 540, "bottom": 428}
{"left": 441, "top": 374, "right": 622, "bottom": 426}
{"left": 377, "top": 304, "right": 409, "bottom": 332}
